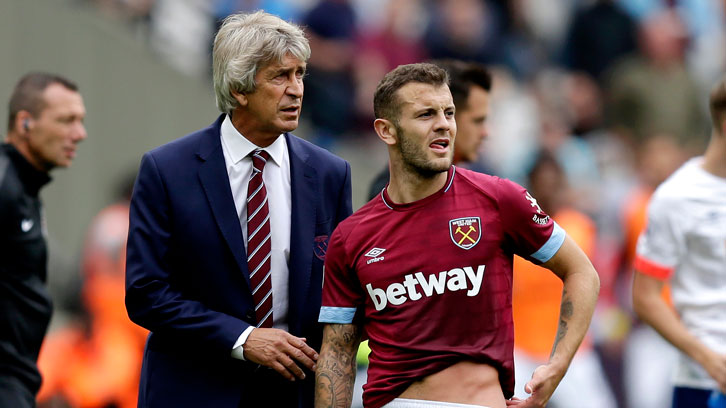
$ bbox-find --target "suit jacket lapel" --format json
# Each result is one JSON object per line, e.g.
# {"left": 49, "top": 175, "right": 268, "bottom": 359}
{"left": 287, "top": 134, "right": 316, "bottom": 331}
{"left": 197, "top": 116, "right": 251, "bottom": 289}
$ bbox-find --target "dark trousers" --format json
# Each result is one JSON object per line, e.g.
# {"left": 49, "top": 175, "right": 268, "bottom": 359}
{"left": 0, "top": 377, "right": 35, "bottom": 408}
{"left": 238, "top": 366, "right": 301, "bottom": 407}
{"left": 672, "top": 386, "right": 711, "bottom": 408}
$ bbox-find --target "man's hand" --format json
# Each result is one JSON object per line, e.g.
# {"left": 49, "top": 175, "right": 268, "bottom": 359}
{"left": 505, "top": 364, "right": 564, "bottom": 408}
{"left": 699, "top": 349, "right": 726, "bottom": 393}
{"left": 243, "top": 328, "right": 318, "bottom": 381}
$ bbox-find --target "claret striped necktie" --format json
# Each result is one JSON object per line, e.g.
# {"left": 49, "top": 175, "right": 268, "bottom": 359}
{"left": 247, "top": 149, "right": 273, "bottom": 328}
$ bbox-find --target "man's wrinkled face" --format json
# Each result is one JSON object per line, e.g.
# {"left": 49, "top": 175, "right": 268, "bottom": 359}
{"left": 242, "top": 53, "right": 306, "bottom": 141}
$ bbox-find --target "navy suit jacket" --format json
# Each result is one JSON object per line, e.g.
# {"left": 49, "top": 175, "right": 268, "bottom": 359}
{"left": 125, "top": 115, "right": 352, "bottom": 407}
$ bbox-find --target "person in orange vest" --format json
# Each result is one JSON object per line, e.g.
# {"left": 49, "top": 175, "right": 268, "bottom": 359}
{"left": 512, "top": 151, "right": 616, "bottom": 408}
{"left": 37, "top": 184, "right": 147, "bottom": 408}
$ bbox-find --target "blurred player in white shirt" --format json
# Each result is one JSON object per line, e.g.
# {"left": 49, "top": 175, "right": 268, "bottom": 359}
{"left": 632, "top": 75, "right": 726, "bottom": 408}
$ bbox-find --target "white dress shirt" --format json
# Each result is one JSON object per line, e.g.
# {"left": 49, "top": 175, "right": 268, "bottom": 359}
{"left": 220, "top": 115, "right": 292, "bottom": 360}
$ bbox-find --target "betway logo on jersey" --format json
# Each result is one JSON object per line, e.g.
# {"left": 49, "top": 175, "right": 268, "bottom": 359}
{"left": 366, "top": 265, "right": 485, "bottom": 311}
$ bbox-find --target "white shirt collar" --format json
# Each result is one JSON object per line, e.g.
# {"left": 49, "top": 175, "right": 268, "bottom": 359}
{"left": 220, "top": 114, "right": 286, "bottom": 167}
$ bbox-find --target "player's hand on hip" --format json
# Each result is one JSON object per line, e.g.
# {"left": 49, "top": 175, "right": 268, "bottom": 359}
{"left": 702, "top": 351, "right": 726, "bottom": 393}
{"left": 243, "top": 328, "right": 319, "bottom": 381}
{"left": 509, "top": 364, "right": 563, "bottom": 407}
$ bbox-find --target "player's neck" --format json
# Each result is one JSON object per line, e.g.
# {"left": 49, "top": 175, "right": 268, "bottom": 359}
{"left": 701, "top": 133, "right": 726, "bottom": 179}
{"left": 387, "top": 165, "right": 448, "bottom": 204}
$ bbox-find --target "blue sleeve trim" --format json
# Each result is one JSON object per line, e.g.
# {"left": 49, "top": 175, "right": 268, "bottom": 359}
{"left": 319, "top": 306, "right": 357, "bottom": 324}
{"left": 531, "top": 222, "right": 566, "bottom": 263}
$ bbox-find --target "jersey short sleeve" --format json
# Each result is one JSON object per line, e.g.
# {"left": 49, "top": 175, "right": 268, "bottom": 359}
{"left": 634, "top": 195, "right": 683, "bottom": 280}
{"left": 497, "top": 178, "right": 565, "bottom": 263}
{"left": 319, "top": 227, "right": 363, "bottom": 324}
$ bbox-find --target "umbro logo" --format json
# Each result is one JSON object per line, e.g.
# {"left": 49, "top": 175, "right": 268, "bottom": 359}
{"left": 365, "top": 248, "right": 386, "bottom": 257}
{"left": 21, "top": 219, "right": 33, "bottom": 232}
{"left": 365, "top": 247, "right": 386, "bottom": 265}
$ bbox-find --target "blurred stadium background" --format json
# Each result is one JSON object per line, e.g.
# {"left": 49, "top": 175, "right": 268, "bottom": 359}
{"left": 1, "top": 0, "right": 724, "bottom": 407}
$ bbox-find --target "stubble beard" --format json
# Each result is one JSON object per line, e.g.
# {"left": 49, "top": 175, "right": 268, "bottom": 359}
{"left": 395, "top": 124, "right": 451, "bottom": 179}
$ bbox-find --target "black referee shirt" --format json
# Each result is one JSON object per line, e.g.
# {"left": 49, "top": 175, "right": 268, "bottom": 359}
{"left": 0, "top": 143, "right": 53, "bottom": 396}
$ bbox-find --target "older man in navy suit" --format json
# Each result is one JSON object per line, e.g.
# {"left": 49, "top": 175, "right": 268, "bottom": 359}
{"left": 125, "top": 11, "right": 352, "bottom": 408}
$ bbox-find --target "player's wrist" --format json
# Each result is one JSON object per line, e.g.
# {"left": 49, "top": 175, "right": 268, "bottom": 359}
{"left": 689, "top": 342, "right": 716, "bottom": 367}
{"left": 544, "top": 357, "right": 570, "bottom": 376}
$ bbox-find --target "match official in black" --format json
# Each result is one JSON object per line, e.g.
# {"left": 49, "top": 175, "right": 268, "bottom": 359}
{"left": 0, "top": 73, "right": 87, "bottom": 408}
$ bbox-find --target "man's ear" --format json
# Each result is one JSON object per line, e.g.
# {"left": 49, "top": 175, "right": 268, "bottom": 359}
{"left": 374, "top": 118, "right": 397, "bottom": 146}
{"left": 231, "top": 90, "right": 248, "bottom": 107}
{"left": 15, "top": 111, "right": 32, "bottom": 135}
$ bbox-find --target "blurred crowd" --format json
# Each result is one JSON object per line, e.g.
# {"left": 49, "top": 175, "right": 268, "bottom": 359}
{"left": 38, "top": 0, "right": 726, "bottom": 407}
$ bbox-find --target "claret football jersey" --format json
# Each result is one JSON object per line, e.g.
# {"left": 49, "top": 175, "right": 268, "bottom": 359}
{"left": 319, "top": 166, "right": 566, "bottom": 408}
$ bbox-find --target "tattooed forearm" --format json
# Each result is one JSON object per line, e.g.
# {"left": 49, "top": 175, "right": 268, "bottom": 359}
{"left": 551, "top": 290, "right": 574, "bottom": 357}
{"left": 315, "top": 324, "right": 362, "bottom": 408}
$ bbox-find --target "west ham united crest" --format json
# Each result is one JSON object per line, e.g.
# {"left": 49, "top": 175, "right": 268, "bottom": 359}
{"left": 314, "top": 235, "right": 329, "bottom": 260}
{"left": 449, "top": 217, "right": 481, "bottom": 250}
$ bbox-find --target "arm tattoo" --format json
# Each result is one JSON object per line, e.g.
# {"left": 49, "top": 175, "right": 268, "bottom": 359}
{"left": 315, "top": 324, "right": 362, "bottom": 408}
{"left": 551, "top": 290, "right": 573, "bottom": 358}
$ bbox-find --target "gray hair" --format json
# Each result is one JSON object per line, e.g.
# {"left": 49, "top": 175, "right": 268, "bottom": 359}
{"left": 213, "top": 11, "right": 310, "bottom": 114}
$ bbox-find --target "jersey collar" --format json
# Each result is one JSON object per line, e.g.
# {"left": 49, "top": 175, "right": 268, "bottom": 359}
{"left": 381, "top": 165, "right": 456, "bottom": 211}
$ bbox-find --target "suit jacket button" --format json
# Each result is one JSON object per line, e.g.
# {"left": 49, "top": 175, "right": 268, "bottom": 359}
{"left": 246, "top": 311, "right": 254, "bottom": 320}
